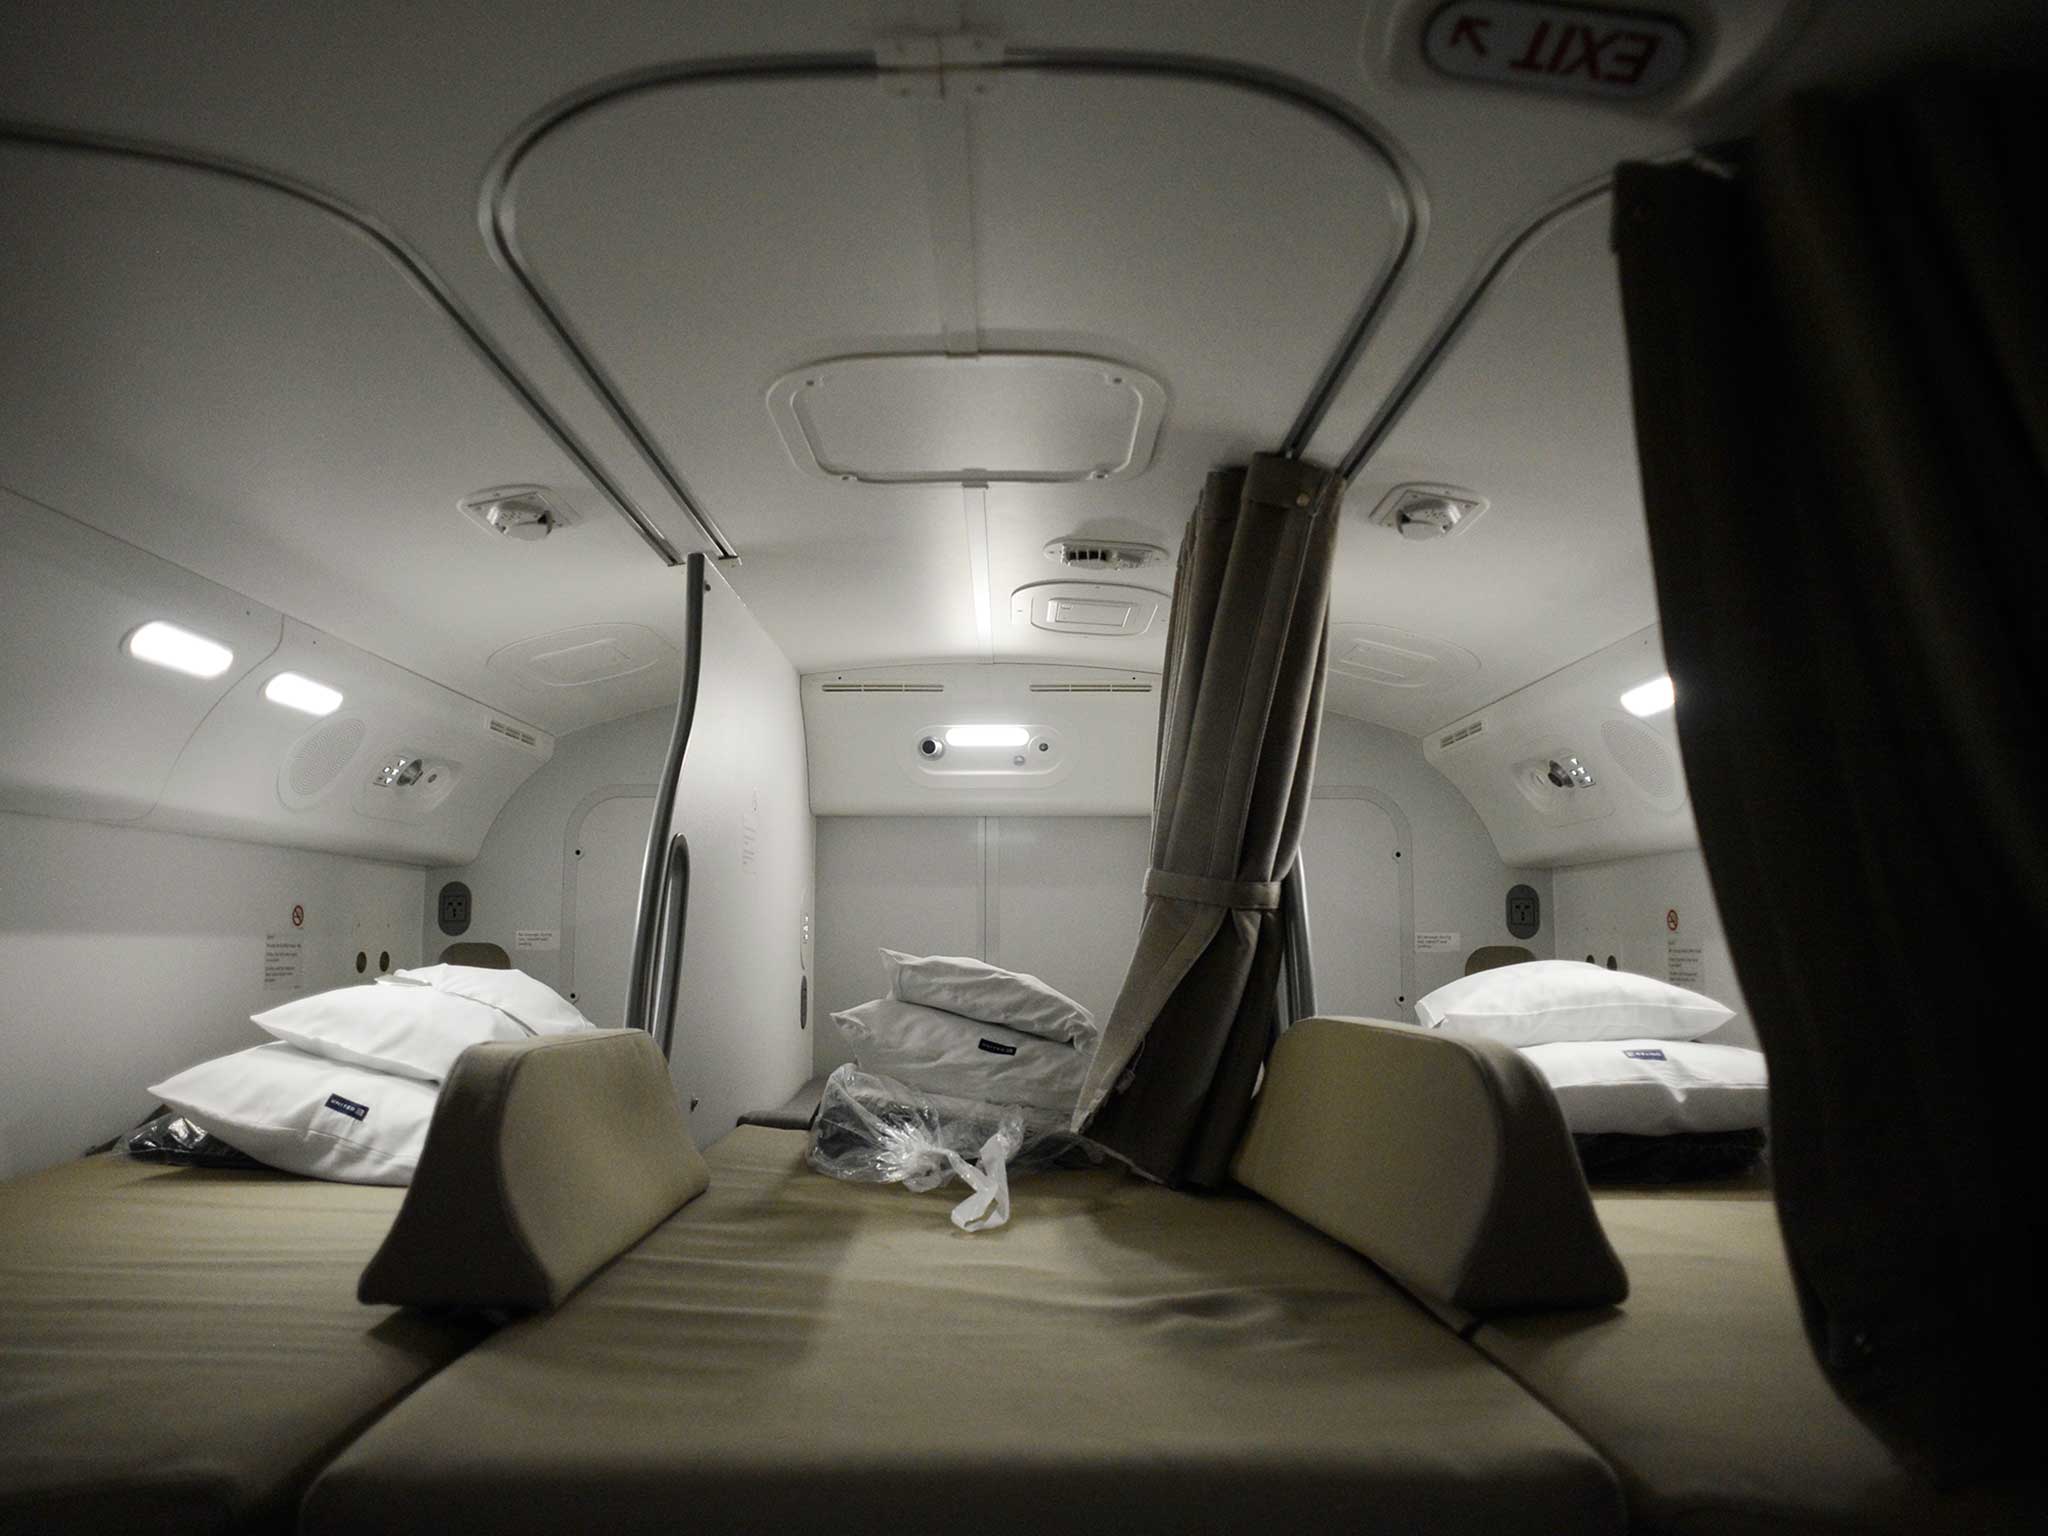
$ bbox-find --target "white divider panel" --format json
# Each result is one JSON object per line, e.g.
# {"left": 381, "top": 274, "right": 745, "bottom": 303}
{"left": 1303, "top": 797, "right": 1406, "bottom": 1020}
{"left": 813, "top": 815, "right": 1149, "bottom": 1077}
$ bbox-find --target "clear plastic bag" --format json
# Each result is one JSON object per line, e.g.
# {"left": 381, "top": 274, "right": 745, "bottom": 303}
{"left": 806, "top": 1065, "right": 1096, "bottom": 1232}
{"left": 122, "top": 1109, "right": 265, "bottom": 1169}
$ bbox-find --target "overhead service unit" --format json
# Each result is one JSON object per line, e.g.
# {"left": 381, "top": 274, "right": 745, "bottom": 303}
{"left": 1425, "top": 625, "right": 1694, "bottom": 867}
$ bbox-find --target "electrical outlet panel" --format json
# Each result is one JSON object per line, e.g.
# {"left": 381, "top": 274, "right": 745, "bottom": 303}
{"left": 437, "top": 881, "right": 472, "bottom": 936}
{"left": 1505, "top": 883, "right": 1540, "bottom": 939}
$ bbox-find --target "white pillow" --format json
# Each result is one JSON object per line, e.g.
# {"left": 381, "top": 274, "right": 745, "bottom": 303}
{"left": 388, "top": 963, "right": 593, "bottom": 1036}
{"left": 1521, "top": 1039, "right": 1769, "bottom": 1136}
{"left": 254, "top": 982, "right": 528, "bottom": 1082}
{"left": 149, "top": 1042, "right": 441, "bottom": 1186}
{"left": 833, "top": 997, "right": 1092, "bottom": 1111}
{"left": 1414, "top": 960, "right": 1733, "bottom": 1046}
{"left": 881, "top": 949, "right": 1097, "bottom": 1044}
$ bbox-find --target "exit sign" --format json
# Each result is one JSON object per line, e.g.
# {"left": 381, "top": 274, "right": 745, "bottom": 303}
{"left": 1423, "top": 2, "right": 1692, "bottom": 101}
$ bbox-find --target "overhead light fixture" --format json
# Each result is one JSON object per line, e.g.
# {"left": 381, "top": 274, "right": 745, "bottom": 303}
{"left": 264, "top": 671, "right": 344, "bottom": 716}
{"left": 1620, "top": 675, "right": 1676, "bottom": 717}
{"left": 944, "top": 724, "right": 1029, "bottom": 748}
{"left": 126, "top": 620, "right": 235, "bottom": 679}
{"left": 459, "top": 485, "right": 569, "bottom": 542}
{"left": 373, "top": 754, "right": 424, "bottom": 788}
{"left": 1546, "top": 756, "right": 1598, "bottom": 790}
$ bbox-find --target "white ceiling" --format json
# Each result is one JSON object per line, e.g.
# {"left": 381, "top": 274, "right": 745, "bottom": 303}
{"left": 1, "top": 0, "right": 2038, "bottom": 740}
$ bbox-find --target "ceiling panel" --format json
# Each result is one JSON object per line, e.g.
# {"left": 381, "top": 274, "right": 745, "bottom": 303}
{"left": 1324, "top": 197, "right": 1658, "bottom": 735}
{"left": 0, "top": 144, "right": 696, "bottom": 735}
{"left": 505, "top": 68, "right": 1401, "bottom": 673}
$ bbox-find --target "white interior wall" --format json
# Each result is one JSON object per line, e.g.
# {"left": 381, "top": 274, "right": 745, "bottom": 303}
{"left": 813, "top": 816, "right": 1151, "bottom": 1077}
{"left": 1314, "top": 714, "right": 1554, "bottom": 1014}
{"left": 1551, "top": 849, "right": 1757, "bottom": 1048}
{"left": 431, "top": 573, "right": 815, "bottom": 1142}
{"left": 0, "top": 809, "right": 423, "bottom": 1180}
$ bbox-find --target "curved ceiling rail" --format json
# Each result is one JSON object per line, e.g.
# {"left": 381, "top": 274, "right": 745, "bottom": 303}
{"left": 480, "top": 47, "right": 1425, "bottom": 554}
{"left": 1336, "top": 174, "right": 1616, "bottom": 480}
{"left": 0, "top": 122, "right": 690, "bottom": 569}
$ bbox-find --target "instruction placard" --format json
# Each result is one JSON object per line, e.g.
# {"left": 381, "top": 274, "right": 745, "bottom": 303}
{"left": 1414, "top": 931, "right": 1462, "bottom": 954}
{"left": 514, "top": 929, "right": 559, "bottom": 952}
{"left": 263, "top": 933, "right": 305, "bottom": 991}
{"left": 1666, "top": 941, "right": 1704, "bottom": 991}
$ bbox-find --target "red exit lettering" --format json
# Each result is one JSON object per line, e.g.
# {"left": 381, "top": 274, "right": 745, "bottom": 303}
{"left": 1510, "top": 21, "right": 1662, "bottom": 88}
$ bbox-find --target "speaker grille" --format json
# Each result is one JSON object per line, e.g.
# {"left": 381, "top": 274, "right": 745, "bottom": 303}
{"left": 1601, "top": 717, "right": 1676, "bottom": 799}
{"left": 288, "top": 716, "right": 367, "bottom": 798}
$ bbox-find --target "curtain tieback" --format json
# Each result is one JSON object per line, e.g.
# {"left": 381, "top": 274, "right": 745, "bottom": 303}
{"left": 1143, "top": 869, "right": 1282, "bottom": 911}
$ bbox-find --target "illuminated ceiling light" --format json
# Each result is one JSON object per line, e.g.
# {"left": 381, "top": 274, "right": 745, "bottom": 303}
{"left": 126, "top": 620, "right": 235, "bottom": 679}
{"left": 944, "top": 724, "right": 1029, "bottom": 748}
{"left": 1620, "top": 675, "right": 1676, "bottom": 717}
{"left": 264, "top": 671, "right": 344, "bottom": 716}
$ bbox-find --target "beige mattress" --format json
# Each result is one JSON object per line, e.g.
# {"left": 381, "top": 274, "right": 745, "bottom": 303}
{"left": 1472, "top": 1185, "right": 2045, "bottom": 1534}
{"left": 0, "top": 1154, "right": 485, "bottom": 1536}
{"left": 307, "top": 1125, "right": 1624, "bottom": 1536}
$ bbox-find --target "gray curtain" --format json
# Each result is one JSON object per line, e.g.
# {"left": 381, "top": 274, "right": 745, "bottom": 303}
{"left": 1613, "top": 80, "right": 2046, "bottom": 1484}
{"left": 1074, "top": 452, "right": 1342, "bottom": 1188}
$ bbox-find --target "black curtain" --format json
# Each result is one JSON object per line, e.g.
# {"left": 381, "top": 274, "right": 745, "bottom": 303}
{"left": 1613, "top": 80, "right": 2046, "bottom": 1483}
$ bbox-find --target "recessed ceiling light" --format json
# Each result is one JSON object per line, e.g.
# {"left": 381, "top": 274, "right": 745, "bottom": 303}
{"left": 1620, "top": 675, "right": 1676, "bottom": 717}
{"left": 126, "top": 620, "right": 235, "bottom": 679}
{"left": 264, "top": 672, "right": 344, "bottom": 716}
{"left": 944, "top": 724, "right": 1029, "bottom": 748}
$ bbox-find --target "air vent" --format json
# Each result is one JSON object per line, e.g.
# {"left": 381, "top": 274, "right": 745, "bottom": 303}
{"left": 1438, "top": 720, "right": 1486, "bottom": 750}
{"left": 1028, "top": 682, "right": 1154, "bottom": 693}
{"left": 1044, "top": 538, "right": 1168, "bottom": 572}
{"left": 488, "top": 718, "right": 540, "bottom": 748}
{"left": 819, "top": 682, "right": 946, "bottom": 694}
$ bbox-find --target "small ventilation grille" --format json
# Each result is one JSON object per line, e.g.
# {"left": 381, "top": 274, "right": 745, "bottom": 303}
{"left": 1028, "top": 682, "right": 1154, "bottom": 694}
{"left": 288, "top": 717, "right": 367, "bottom": 799}
{"left": 1044, "top": 538, "right": 1168, "bottom": 572}
{"left": 819, "top": 682, "right": 945, "bottom": 693}
{"left": 488, "top": 718, "right": 540, "bottom": 747}
{"left": 1438, "top": 720, "right": 1486, "bottom": 751}
{"left": 1601, "top": 717, "right": 1677, "bottom": 798}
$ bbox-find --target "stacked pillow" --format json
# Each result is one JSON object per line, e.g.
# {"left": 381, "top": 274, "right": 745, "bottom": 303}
{"left": 145, "top": 965, "right": 594, "bottom": 1186}
{"left": 831, "top": 950, "right": 1099, "bottom": 1113}
{"left": 1413, "top": 960, "right": 1768, "bottom": 1141}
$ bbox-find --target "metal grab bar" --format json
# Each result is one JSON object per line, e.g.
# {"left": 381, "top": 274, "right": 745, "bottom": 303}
{"left": 649, "top": 832, "right": 691, "bottom": 1061}
{"left": 625, "top": 552, "right": 706, "bottom": 1039}
{"left": 1280, "top": 854, "right": 1316, "bottom": 1027}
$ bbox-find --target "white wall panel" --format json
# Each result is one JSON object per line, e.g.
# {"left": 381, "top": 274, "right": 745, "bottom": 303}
{"left": 812, "top": 816, "right": 1149, "bottom": 1078}
{"left": 0, "top": 809, "right": 423, "bottom": 1180}
{"left": 1314, "top": 714, "right": 1553, "bottom": 1015}
{"left": 1552, "top": 849, "right": 1757, "bottom": 1048}
{"left": 1303, "top": 796, "right": 1404, "bottom": 1019}
{"left": 432, "top": 569, "right": 815, "bottom": 1142}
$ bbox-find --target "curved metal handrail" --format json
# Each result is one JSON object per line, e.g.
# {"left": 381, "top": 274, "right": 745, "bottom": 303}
{"left": 479, "top": 44, "right": 1426, "bottom": 548}
{"left": 649, "top": 832, "right": 692, "bottom": 1061}
{"left": 625, "top": 552, "right": 706, "bottom": 1039}
{"left": 0, "top": 121, "right": 688, "bottom": 568}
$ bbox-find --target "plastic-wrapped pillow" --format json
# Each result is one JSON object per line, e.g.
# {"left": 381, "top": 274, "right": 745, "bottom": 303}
{"left": 255, "top": 982, "right": 528, "bottom": 1082}
{"left": 881, "top": 949, "right": 1096, "bottom": 1044}
{"left": 833, "top": 997, "right": 1091, "bottom": 1111}
{"left": 387, "top": 963, "right": 594, "bottom": 1036}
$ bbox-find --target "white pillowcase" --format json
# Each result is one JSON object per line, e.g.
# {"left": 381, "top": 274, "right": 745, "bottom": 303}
{"left": 881, "top": 949, "right": 1097, "bottom": 1044}
{"left": 149, "top": 1042, "right": 441, "bottom": 1186}
{"left": 387, "top": 964, "right": 593, "bottom": 1036}
{"left": 254, "top": 982, "right": 528, "bottom": 1082}
{"left": 1521, "top": 1039, "right": 1769, "bottom": 1136}
{"left": 1414, "top": 960, "right": 1734, "bottom": 1046}
{"left": 833, "top": 997, "right": 1092, "bottom": 1111}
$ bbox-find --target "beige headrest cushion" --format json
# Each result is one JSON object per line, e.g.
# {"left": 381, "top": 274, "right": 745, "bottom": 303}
{"left": 360, "top": 1030, "right": 708, "bottom": 1312}
{"left": 1233, "top": 1016, "right": 1626, "bottom": 1319}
